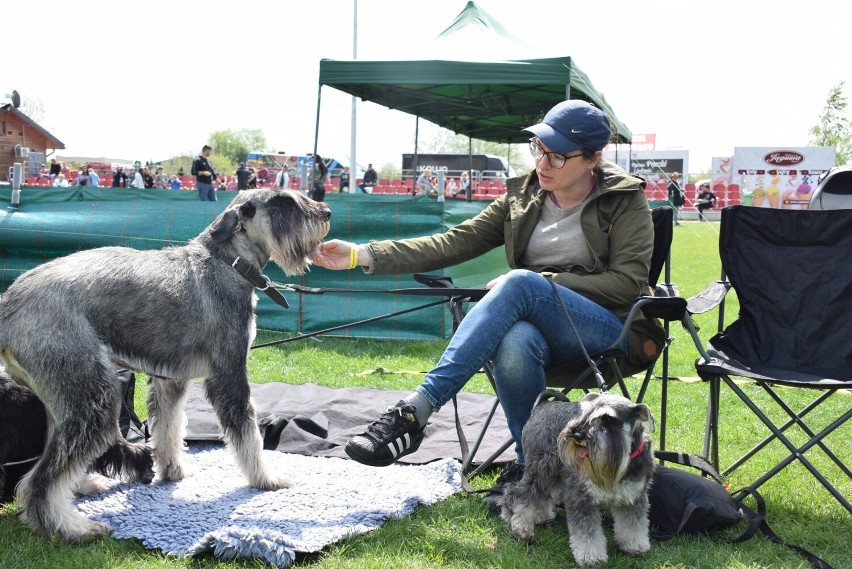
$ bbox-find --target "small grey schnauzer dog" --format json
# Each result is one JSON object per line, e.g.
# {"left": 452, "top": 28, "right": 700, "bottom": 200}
{"left": 0, "top": 188, "right": 330, "bottom": 542}
{"left": 500, "top": 391, "right": 655, "bottom": 567}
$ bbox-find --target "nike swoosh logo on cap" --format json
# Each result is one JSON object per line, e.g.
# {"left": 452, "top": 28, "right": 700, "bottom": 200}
{"left": 571, "top": 129, "right": 582, "bottom": 133}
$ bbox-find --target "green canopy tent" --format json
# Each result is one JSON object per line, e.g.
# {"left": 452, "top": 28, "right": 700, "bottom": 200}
{"left": 316, "top": 56, "right": 632, "bottom": 147}
{"left": 314, "top": 2, "right": 630, "bottom": 192}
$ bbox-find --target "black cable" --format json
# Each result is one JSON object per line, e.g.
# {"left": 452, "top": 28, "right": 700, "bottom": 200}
{"left": 251, "top": 297, "right": 451, "bottom": 349}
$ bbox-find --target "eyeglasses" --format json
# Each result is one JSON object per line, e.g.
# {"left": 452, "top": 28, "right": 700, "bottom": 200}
{"left": 529, "top": 139, "right": 583, "bottom": 169}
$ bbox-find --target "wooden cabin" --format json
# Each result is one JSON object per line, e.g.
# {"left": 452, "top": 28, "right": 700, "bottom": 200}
{"left": 1, "top": 103, "right": 65, "bottom": 182}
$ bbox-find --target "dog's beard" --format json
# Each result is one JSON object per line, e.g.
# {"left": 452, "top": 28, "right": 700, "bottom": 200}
{"left": 268, "top": 220, "right": 329, "bottom": 276}
{"left": 557, "top": 430, "right": 629, "bottom": 492}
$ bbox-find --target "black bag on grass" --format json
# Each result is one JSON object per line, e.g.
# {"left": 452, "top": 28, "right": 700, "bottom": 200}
{"left": 649, "top": 451, "right": 834, "bottom": 569}
{"left": 649, "top": 451, "right": 744, "bottom": 538}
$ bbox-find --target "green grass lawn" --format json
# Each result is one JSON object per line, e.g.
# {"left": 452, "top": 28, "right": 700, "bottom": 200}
{"left": 1, "top": 220, "right": 849, "bottom": 569}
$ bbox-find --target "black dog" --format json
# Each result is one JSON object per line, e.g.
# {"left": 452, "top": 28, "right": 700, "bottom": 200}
{"left": 0, "top": 369, "right": 47, "bottom": 502}
{"left": 1, "top": 368, "right": 153, "bottom": 503}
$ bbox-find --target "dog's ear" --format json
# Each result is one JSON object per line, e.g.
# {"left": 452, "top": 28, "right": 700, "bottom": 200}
{"left": 238, "top": 201, "right": 256, "bottom": 220}
{"left": 209, "top": 202, "right": 257, "bottom": 241}
{"left": 633, "top": 403, "right": 655, "bottom": 433}
{"left": 581, "top": 392, "right": 601, "bottom": 403}
{"left": 210, "top": 210, "right": 239, "bottom": 241}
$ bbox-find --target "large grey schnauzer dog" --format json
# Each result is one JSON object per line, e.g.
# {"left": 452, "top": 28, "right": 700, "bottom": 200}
{"left": 500, "top": 391, "right": 655, "bottom": 567}
{"left": 0, "top": 188, "right": 331, "bottom": 542}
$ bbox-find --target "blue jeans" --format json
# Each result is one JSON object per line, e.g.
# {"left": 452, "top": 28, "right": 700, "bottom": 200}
{"left": 197, "top": 181, "right": 217, "bottom": 201}
{"left": 416, "top": 269, "right": 627, "bottom": 463}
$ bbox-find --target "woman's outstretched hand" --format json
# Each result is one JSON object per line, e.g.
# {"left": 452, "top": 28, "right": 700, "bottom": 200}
{"left": 312, "top": 239, "right": 358, "bottom": 270}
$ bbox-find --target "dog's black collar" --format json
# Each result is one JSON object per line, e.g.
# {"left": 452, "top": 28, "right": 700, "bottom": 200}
{"left": 228, "top": 256, "right": 290, "bottom": 309}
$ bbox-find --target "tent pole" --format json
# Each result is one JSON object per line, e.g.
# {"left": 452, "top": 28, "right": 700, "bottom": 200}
{"left": 413, "top": 116, "right": 420, "bottom": 192}
{"left": 349, "top": 0, "right": 358, "bottom": 193}
{"left": 467, "top": 136, "right": 473, "bottom": 201}
{"left": 312, "top": 84, "right": 322, "bottom": 191}
{"left": 628, "top": 142, "right": 633, "bottom": 173}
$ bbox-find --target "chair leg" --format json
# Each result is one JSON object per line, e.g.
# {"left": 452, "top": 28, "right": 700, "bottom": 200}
{"left": 721, "top": 376, "right": 852, "bottom": 514}
{"left": 659, "top": 337, "right": 670, "bottom": 455}
{"left": 466, "top": 438, "right": 515, "bottom": 478}
{"left": 462, "top": 396, "right": 501, "bottom": 474}
{"left": 724, "top": 388, "right": 851, "bottom": 478}
{"left": 760, "top": 386, "right": 852, "bottom": 479}
{"left": 703, "top": 375, "right": 720, "bottom": 469}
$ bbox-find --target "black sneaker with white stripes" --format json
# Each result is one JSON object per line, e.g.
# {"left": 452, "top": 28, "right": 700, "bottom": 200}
{"left": 345, "top": 402, "right": 426, "bottom": 467}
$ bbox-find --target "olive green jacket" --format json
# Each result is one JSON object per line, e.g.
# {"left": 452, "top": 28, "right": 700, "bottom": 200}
{"left": 367, "top": 158, "right": 667, "bottom": 368}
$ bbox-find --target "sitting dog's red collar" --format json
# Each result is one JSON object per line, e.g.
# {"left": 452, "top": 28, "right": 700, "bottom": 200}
{"left": 629, "top": 437, "right": 645, "bottom": 461}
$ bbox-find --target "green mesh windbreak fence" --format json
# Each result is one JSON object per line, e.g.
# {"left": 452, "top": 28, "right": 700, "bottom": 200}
{"left": 0, "top": 187, "right": 505, "bottom": 339}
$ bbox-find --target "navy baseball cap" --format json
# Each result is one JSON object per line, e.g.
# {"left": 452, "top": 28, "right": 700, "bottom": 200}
{"left": 524, "top": 100, "right": 611, "bottom": 153}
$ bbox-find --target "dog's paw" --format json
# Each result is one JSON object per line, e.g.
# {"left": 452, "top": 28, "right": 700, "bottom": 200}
{"left": 508, "top": 518, "right": 535, "bottom": 544}
{"left": 74, "top": 473, "right": 111, "bottom": 496}
{"left": 157, "top": 460, "right": 195, "bottom": 481}
{"left": 251, "top": 473, "right": 292, "bottom": 491}
{"left": 616, "top": 534, "right": 650, "bottom": 556}
{"left": 571, "top": 535, "right": 609, "bottom": 567}
{"left": 572, "top": 548, "right": 608, "bottom": 567}
{"left": 54, "top": 516, "right": 113, "bottom": 543}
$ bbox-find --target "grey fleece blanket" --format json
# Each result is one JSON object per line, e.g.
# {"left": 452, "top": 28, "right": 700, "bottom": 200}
{"left": 76, "top": 445, "right": 462, "bottom": 567}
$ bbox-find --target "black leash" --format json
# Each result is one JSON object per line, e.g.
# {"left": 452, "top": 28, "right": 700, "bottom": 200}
{"left": 0, "top": 455, "right": 41, "bottom": 468}
{"left": 217, "top": 257, "right": 489, "bottom": 347}
{"left": 547, "top": 279, "right": 608, "bottom": 391}
{"left": 230, "top": 256, "right": 291, "bottom": 309}
{"left": 220, "top": 254, "right": 488, "bottom": 312}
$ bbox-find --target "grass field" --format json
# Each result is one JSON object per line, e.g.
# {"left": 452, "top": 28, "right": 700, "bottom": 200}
{"left": 1, "top": 220, "right": 849, "bottom": 569}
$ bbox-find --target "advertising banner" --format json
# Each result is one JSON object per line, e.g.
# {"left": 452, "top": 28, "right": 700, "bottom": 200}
{"left": 603, "top": 134, "right": 656, "bottom": 172}
{"left": 628, "top": 150, "right": 689, "bottom": 185}
{"left": 711, "top": 156, "right": 732, "bottom": 187}
{"left": 731, "top": 147, "right": 835, "bottom": 209}
{"left": 602, "top": 149, "right": 688, "bottom": 183}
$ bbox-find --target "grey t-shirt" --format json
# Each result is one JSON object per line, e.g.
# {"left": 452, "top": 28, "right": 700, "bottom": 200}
{"left": 520, "top": 194, "right": 594, "bottom": 271}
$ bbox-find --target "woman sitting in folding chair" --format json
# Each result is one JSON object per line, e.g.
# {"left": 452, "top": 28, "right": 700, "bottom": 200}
{"left": 312, "top": 100, "right": 666, "bottom": 500}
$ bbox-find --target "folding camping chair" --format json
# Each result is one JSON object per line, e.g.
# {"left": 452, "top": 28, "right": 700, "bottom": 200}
{"left": 417, "top": 206, "right": 685, "bottom": 476}
{"left": 809, "top": 165, "right": 852, "bottom": 210}
{"left": 690, "top": 205, "right": 852, "bottom": 514}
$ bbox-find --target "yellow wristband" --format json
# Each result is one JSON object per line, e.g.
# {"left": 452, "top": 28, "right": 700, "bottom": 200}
{"left": 348, "top": 245, "right": 359, "bottom": 269}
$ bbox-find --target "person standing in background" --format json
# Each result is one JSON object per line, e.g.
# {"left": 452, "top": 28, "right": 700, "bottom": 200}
{"left": 154, "top": 166, "right": 169, "bottom": 189}
{"left": 235, "top": 162, "right": 250, "bottom": 190}
{"left": 191, "top": 145, "right": 218, "bottom": 201}
{"left": 667, "top": 171, "right": 684, "bottom": 225}
{"left": 112, "top": 166, "right": 128, "bottom": 188}
{"left": 274, "top": 167, "right": 290, "bottom": 189}
{"left": 49, "top": 158, "right": 62, "bottom": 178}
{"left": 310, "top": 154, "right": 328, "bottom": 202}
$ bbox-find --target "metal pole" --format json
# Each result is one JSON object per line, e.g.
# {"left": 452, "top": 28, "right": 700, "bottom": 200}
{"left": 312, "top": 84, "right": 322, "bottom": 192}
{"left": 467, "top": 136, "right": 473, "bottom": 201}
{"left": 10, "top": 162, "right": 22, "bottom": 207}
{"left": 349, "top": 0, "right": 358, "bottom": 193}
{"left": 413, "top": 116, "right": 420, "bottom": 193}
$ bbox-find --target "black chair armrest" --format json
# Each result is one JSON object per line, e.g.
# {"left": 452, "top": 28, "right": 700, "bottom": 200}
{"left": 637, "top": 296, "right": 689, "bottom": 321}
{"left": 413, "top": 273, "right": 456, "bottom": 289}
{"left": 686, "top": 280, "right": 732, "bottom": 314}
